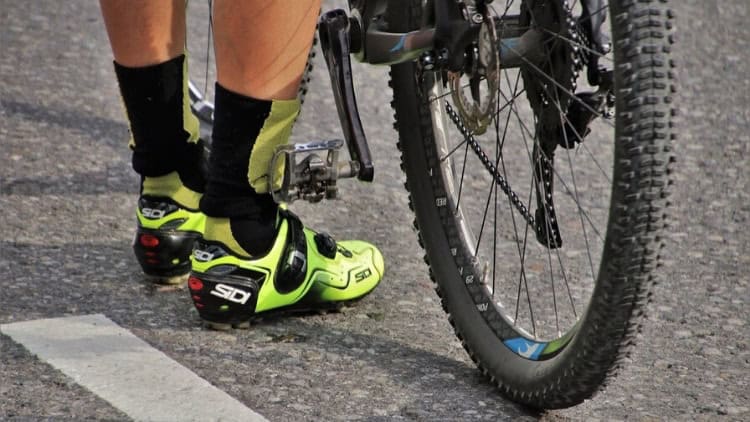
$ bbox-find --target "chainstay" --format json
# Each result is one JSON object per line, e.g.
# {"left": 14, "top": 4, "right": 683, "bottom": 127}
{"left": 444, "top": 102, "right": 539, "bottom": 232}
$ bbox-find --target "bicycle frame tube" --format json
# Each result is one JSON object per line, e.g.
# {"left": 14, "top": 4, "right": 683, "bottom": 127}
{"left": 348, "top": 0, "right": 543, "bottom": 69}
{"left": 352, "top": 0, "right": 608, "bottom": 71}
{"left": 353, "top": 21, "right": 543, "bottom": 69}
{"left": 358, "top": 27, "right": 436, "bottom": 65}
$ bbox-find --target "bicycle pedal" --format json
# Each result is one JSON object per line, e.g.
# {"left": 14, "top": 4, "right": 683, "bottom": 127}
{"left": 270, "top": 139, "right": 360, "bottom": 204}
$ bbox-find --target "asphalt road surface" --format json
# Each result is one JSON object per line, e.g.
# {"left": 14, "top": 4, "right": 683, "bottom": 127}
{"left": 1, "top": 1, "right": 748, "bottom": 420}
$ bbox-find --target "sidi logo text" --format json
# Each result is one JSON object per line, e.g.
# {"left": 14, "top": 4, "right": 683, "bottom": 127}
{"left": 141, "top": 208, "right": 166, "bottom": 219}
{"left": 354, "top": 268, "right": 372, "bottom": 282}
{"left": 193, "top": 249, "right": 214, "bottom": 262}
{"left": 210, "top": 283, "right": 252, "bottom": 305}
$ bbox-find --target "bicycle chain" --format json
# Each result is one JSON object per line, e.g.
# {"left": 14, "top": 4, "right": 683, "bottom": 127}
{"left": 533, "top": 0, "right": 585, "bottom": 112}
{"left": 445, "top": 102, "right": 541, "bottom": 231}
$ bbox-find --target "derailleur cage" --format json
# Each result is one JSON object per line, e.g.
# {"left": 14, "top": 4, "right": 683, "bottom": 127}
{"left": 270, "top": 139, "right": 359, "bottom": 204}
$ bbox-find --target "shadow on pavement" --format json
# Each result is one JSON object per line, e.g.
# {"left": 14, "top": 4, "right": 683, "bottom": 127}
{"left": 2, "top": 99, "right": 129, "bottom": 148}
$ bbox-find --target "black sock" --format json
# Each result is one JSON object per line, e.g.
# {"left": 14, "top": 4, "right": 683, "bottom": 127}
{"left": 114, "top": 55, "right": 205, "bottom": 193}
{"left": 201, "top": 83, "right": 279, "bottom": 255}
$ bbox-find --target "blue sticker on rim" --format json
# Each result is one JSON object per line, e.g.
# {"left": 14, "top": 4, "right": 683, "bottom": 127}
{"left": 504, "top": 337, "right": 547, "bottom": 360}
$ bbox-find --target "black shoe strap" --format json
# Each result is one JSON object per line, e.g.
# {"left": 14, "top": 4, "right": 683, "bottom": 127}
{"left": 274, "top": 210, "right": 308, "bottom": 293}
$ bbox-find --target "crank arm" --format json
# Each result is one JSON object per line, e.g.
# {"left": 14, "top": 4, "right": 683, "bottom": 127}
{"left": 318, "top": 9, "right": 374, "bottom": 182}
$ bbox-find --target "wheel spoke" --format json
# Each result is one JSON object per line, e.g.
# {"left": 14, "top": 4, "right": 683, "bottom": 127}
{"left": 474, "top": 169, "right": 498, "bottom": 259}
{"left": 440, "top": 138, "right": 468, "bottom": 162}
{"left": 453, "top": 140, "right": 471, "bottom": 214}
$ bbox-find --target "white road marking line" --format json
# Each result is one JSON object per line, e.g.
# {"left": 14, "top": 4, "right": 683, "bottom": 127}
{"left": 1, "top": 314, "right": 267, "bottom": 422}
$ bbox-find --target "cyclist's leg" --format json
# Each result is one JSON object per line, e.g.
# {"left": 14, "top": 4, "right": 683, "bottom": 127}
{"left": 100, "top": 0, "right": 185, "bottom": 67}
{"left": 199, "top": 0, "right": 320, "bottom": 254}
{"left": 101, "top": 1, "right": 205, "bottom": 283}
{"left": 189, "top": 0, "right": 383, "bottom": 326}
{"left": 213, "top": 0, "right": 318, "bottom": 100}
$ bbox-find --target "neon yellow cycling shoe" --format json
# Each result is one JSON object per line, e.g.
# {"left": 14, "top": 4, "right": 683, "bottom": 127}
{"left": 187, "top": 210, "right": 384, "bottom": 329}
{"left": 133, "top": 173, "right": 206, "bottom": 284}
{"left": 133, "top": 196, "right": 205, "bottom": 284}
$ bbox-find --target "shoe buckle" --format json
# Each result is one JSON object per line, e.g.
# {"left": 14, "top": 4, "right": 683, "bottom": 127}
{"left": 270, "top": 139, "right": 359, "bottom": 203}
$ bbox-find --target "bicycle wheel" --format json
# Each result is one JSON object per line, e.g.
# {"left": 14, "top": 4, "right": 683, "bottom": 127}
{"left": 388, "top": 0, "right": 675, "bottom": 409}
{"left": 185, "top": 0, "right": 317, "bottom": 139}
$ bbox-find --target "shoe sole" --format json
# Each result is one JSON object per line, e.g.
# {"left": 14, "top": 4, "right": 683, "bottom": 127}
{"left": 202, "top": 299, "right": 359, "bottom": 331}
{"left": 145, "top": 273, "right": 189, "bottom": 286}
